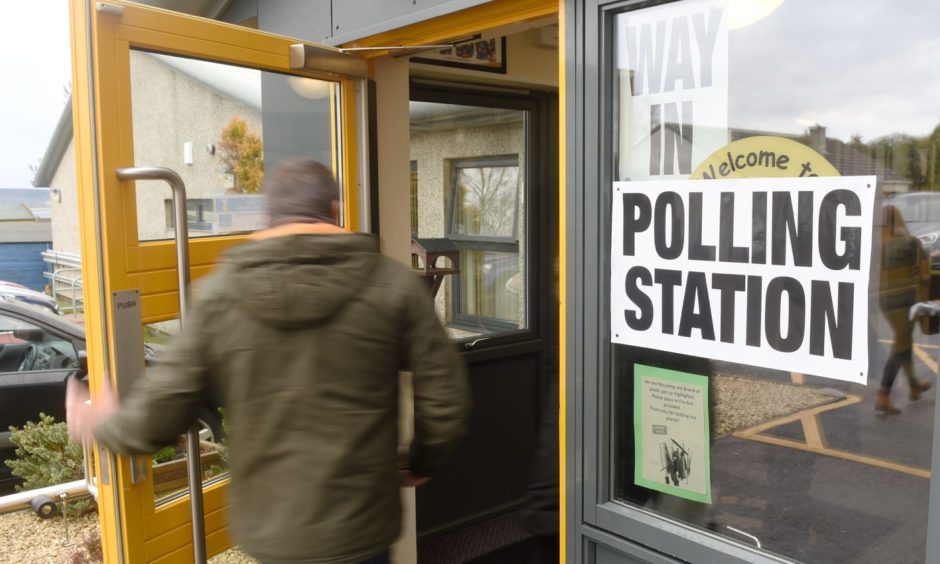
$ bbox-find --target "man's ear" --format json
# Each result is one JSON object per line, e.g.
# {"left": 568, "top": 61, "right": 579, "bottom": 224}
{"left": 331, "top": 200, "right": 340, "bottom": 223}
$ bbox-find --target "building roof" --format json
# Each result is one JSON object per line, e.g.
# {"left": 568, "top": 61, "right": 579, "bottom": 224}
{"left": 31, "top": 99, "right": 71, "bottom": 188}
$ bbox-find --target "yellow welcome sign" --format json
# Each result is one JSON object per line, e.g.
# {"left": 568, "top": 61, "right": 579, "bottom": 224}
{"left": 690, "top": 135, "right": 839, "bottom": 179}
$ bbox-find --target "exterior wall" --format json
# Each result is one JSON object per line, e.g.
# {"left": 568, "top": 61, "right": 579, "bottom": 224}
{"left": 0, "top": 241, "right": 52, "bottom": 291}
{"left": 129, "top": 52, "right": 262, "bottom": 241}
{"left": 50, "top": 140, "right": 79, "bottom": 255}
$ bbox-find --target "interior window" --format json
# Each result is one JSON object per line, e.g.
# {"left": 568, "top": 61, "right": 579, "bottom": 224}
{"left": 448, "top": 156, "right": 521, "bottom": 332}
{"left": 409, "top": 100, "right": 529, "bottom": 339}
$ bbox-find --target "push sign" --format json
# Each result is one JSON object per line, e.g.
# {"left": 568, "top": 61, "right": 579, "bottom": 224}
{"left": 610, "top": 177, "right": 876, "bottom": 384}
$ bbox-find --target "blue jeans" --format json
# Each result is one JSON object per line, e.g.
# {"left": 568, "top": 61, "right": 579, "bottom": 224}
{"left": 360, "top": 550, "right": 390, "bottom": 564}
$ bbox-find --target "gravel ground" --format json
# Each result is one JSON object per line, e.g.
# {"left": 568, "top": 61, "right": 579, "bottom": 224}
{"left": 0, "top": 509, "right": 99, "bottom": 563}
{"left": 0, "top": 507, "right": 258, "bottom": 564}
{"left": 712, "top": 373, "right": 837, "bottom": 436}
{"left": 0, "top": 374, "right": 832, "bottom": 561}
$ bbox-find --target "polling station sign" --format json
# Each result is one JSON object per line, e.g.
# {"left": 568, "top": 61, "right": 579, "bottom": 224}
{"left": 611, "top": 177, "right": 876, "bottom": 384}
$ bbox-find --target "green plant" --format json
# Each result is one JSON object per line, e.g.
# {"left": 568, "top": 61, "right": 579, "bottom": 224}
{"left": 67, "top": 530, "right": 103, "bottom": 563}
{"left": 4, "top": 413, "right": 96, "bottom": 514}
{"left": 152, "top": 445, "right": 178, "bottom": 465}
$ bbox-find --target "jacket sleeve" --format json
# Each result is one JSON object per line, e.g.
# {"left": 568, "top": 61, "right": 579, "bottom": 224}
{"left": 403, "top": 274, "right": 471, "bottom": 477}
{"left": 94, "top": 292, "right": 219, "bottom": 455}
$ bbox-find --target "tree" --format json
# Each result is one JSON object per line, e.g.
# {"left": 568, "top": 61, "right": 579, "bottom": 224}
{"left": 217, "top": 117, "right": 264, "bottom": 194}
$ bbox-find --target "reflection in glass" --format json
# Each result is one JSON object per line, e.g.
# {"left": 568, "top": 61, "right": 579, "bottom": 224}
{"left": 409, "top": 101, "right": 528, "bottom": 338}
{"left": 129, "top": 50, "right": 338, "bottom": 242}
{"left": 128, "top": 51, "right": 339, "bottom": 503}
{"left": 609, "top": 0, "right": 940, "bottom": 562}
{"left": 458, "top": 250, "right": 521, "bottom": 326}
{"left": 452, "top": 165, "right": 519, "bottom": 238}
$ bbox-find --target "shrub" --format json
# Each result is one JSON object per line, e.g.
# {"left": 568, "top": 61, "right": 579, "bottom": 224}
{"left": 66, "top": 530, "right": 103, "bottom": 563}
{"left": 4, "top": 413, "right": 96, "bottom": 514}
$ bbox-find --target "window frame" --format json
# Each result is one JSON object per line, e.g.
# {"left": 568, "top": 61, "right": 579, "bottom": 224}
{"left": 445, "top": 155, "right": 523, "bottom": 333}
{"left": 410, "top": 82, "right": 549, "bottom": 349}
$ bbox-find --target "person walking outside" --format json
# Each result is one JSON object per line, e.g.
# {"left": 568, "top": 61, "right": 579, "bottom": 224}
{"left": 66, "top": 158, "right": 470, "bottom": 564}
{"left": 876, "top": 204, "right": 931, "bottom": 413}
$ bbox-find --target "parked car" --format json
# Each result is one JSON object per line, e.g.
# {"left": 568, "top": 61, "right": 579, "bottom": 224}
{"left": 0, "top": 281, "right": 60, "bottom": 316}
{"left": 0, "top": 301, "right": 218, "bottom": 495}
{"left": 884, "top": 192, "right": 940, "bottom": 268}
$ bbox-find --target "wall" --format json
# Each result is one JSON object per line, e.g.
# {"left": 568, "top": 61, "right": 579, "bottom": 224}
{"left": 50, "top": 140, "right": 79, "bottom": 255}
{"left": 0, "top": 241, "right": 52, "bottom": 291}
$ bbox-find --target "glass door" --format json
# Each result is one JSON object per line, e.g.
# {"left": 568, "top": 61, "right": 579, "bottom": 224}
{"left": 69, "top": 1, "right": 366, "bottom": 561}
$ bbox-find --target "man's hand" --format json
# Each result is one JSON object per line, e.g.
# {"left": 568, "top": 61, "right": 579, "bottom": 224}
{"left": 66, "top": 376, "right": 119, "bottom": 442}
{"left": 398, "top": 469, "right": 430, "bottom": 488}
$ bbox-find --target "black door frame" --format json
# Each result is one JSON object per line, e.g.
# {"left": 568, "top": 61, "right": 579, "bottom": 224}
{"left": 409, "top": 80, "right": 560, "bottom": 537}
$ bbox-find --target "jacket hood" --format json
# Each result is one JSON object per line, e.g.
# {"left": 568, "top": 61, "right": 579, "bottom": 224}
{"left": 221, "top": 232, "right": 380, "bottom": 329}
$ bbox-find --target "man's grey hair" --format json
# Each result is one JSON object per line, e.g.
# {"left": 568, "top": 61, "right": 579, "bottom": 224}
{"left": 264, "top": 158, "right": 339, "bottom": 226}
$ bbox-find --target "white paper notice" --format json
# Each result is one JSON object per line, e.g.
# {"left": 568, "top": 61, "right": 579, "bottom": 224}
{"left": 611, "top": 177, "right": 876, "bottom": 384}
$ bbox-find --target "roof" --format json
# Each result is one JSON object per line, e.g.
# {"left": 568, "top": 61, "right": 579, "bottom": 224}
{"left": 730, "top": 127, "right": 910, "bottom": 185}
{"left": 31, "top": 99, "right": 72, "bottom": 188}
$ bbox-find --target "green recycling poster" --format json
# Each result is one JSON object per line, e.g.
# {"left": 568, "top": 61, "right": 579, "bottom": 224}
{"left": 634, "top": 364, "right": 711, "bottom": 503}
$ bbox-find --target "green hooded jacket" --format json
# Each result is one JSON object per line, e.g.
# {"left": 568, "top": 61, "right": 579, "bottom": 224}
{"left": 95, "top": 232, "right": 470, "bottom": 563}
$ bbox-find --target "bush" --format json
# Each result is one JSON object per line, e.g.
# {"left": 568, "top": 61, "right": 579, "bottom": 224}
{"left": 4, "top": 413, "right": 96, "bottom": 514}
{"left": 67, "top": 531, "right": 103, "bottom": 563}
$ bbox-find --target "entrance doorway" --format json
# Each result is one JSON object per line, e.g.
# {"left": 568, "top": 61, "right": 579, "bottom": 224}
{"left": 407, "top": 72, "right": 559, "bottom": 564}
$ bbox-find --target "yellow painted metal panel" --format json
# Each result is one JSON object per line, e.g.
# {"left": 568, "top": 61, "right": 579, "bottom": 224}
{"left": 114, "top": 26, "right": 288, "bottom": 73}
{"left": 69, "top": 2, "right": 126, "bottom": 561}
{"left": 205, "top": 527, "right": 235, "bottom": 559}
{"left": 149, "top": 543, "right": 192, "bottom": 564}
{"left": 126, "top": 265, "right": 216, "bottom": 296}
{"left": 73, "top": 5, "right": 356, "bottom": 557}
{"left": 340, "top": 0, "right": 557, "bottom": 56}
{"left": 125, "top": 238, "right": 245, "bottom": 273}
{"left": 144, "top": 497, "right": 231, "bottom": 561}
{"left": 340, "top": 81, "right": 361, "bottom": 231}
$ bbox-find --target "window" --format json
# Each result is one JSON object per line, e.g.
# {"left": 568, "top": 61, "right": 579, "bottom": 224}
{"left": 409, "top": 99, "right": 529, "bottom": 339}
{"left": 164, "top": 198, "right": 215, "bottom": 232}
{"left": 596, "top": 1, "right": 940, "bottom": 562}
{"left": 447, "top": 156, "right": 522, "bottom": 332}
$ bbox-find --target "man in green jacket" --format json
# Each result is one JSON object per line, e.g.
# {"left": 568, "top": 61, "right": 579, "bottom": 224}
{"left": 67, "top": 158, "right": 470, "bottom": 564}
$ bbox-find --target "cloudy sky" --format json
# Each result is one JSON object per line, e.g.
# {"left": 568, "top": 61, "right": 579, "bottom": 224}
{"left": 728, "top": 0, "right": 940, "bottom": 141}
{"left": 0, "top": 0, "right": 937, "bottom": 190}
{"left": 0, "top": 1, "right": 70, "bottom": 187}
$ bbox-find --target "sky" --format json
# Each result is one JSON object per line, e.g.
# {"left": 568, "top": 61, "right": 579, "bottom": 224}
{"left": 0, "top": 2, "right": 71, "bottom": 187}
{"left": 0, "top": 0, "right": 937, "bottom": 190}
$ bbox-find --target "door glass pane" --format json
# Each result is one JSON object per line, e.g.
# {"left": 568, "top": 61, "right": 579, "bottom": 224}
{"left": 609, "top": 1, "right": 940, "bottom": 562}
{"left": 126, "top": 50, "right": 341, "bottom": 504}
{"left": 129, "top": 51, "right": 340, "bottom": 241}
{"left": 410, "top": 102, "right": 528, "bottom": 339}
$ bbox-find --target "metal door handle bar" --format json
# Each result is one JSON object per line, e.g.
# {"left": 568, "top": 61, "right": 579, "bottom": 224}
{"left": 115, "top": 166, "right": 205, "bottom": 564}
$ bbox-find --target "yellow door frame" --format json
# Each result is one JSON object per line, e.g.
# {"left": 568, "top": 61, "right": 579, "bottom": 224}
{"left": 69, "top": 1, "right": 365, "bottom": 561}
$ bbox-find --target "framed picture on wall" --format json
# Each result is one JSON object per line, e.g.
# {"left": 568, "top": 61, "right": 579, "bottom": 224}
{"left": 412, "top": 35, "right": 507, "bottom": 74}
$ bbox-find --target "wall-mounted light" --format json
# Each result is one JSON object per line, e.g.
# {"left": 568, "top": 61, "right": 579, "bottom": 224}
{"left": 183, "top": 141, "right": 194, "bottom": 165}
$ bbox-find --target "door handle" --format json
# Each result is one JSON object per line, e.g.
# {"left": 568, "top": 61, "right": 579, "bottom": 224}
{"left": 115, "top": 166, "right": 207, "bottom": 564}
